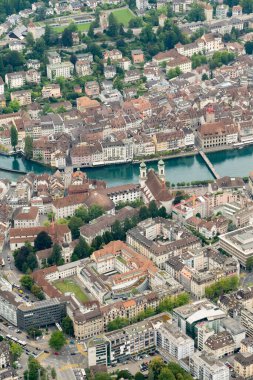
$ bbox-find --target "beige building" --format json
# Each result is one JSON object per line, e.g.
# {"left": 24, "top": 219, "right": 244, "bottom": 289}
{"left": 10, "top": 90, "right": 32, "bottom": 106}
{"left": 204, "top": 331, "right": 235, "bottom": 359}
{"left": 234, "top": 352, "right": 253, "bottom": 378}
{"left": 13, "top": 206, "right": 40, "bottom": 228}
{"left": 42, "top": 84, "right": 61, "bottom": 98}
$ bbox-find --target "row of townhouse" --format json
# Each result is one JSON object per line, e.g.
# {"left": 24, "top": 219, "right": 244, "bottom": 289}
{"left": 71, "top": 139, "right": 134, "bottom": 167}
{"left": 5, "top": 70, "right": 41, "bottom": 89}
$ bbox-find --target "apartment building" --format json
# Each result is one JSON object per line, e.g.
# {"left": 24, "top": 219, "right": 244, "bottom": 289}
{"left": 13, "top": 206, "right": 40, "bottom": 228}
{"left": 0, "top": 77, "right": 4, "bottom": 95}
{"left": 10, "top": 90, "right": 32, "bottom": 106}
{"left": 127, "top": 218, "right": 201, "bottom": 268}
{"left": 42, "top": 84, "right": 62, "bottom": 98}
{"left": 198, "top": 122, "right": 238, "bottom": 148}
{"left": 5, "top": 71, "right": 26, "bottom": 89}
{"left": 52, "top": 194, "right": 87, "bottom": 219}
{"left": 204, "top": 331, "right": 235, "bottom": 358}
{"left": 131, "top": 50, "right": 144, "bottom": 64}
{"left": 190, "top": 351, "right": 230, "bottom": 380}
{"left": 73, "top": 292, "right": 160, "bottom": 339}
{"left": 46, "top": 62, "right": 74, "bottom": 80}
{"left": 102, "top": 140, "right": 133, "bottom": 164}
{"left": 234, "top": 352, "right": 253, "bottom": 378}
{"left": 0, "top": 341, "right": 10, "bottom": 369}
{"left": 0, "top": 289, "right": 23, "bottom": 326}
{"left": 48, "top": 51, "right": 61, "bottom": 65}
{"left": 156, "top": 322, "right": 194, "bottom": 360}
{"left": 216, "top": 4, "right": 229, "bottom": 19}
{"left": 75, "top": 61, "right": 92, "bottom": 77}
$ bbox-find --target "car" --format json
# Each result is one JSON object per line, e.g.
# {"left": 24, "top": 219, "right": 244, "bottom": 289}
{"left": 44, "top": 350, "right": 49, "bottom": 353}
{"left": 36, "top": 348, "right": 40, "bottom": 351}
{"left": 54, "top": 352, "right": 59, "bottom": 356}
{"left": 111, "top": 363, "right": 117, "bottom": 367}
{"left": 144, "top": 354, "right": 149, "bottom": 358}
{"left": 70, "top": 353, "right": 76, "bottom": 356}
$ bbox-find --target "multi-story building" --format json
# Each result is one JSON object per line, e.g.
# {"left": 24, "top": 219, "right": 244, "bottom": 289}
{"left": 190, "top": 351, "right": 230, "bottom": 380}
{"left": 75, "top": 61, "right": 92, "bottom": 77}
{"left": 5, "top": 72, "right": 26, "bottom": 89}
{"left": 46, "top": 62, "right": 74, "bottom": 80}
{"left": 47, "top": 51, "right": 61, "bottom": 65}
{"left": 10, "top": 90, "right": 32, "bottom": 106}
{"left": 102, "top": 140, "right": 133, "bottom": 164}
{"left": 0, "top": 341, "right": 10, "bottom": 369}
{"left": 0, "top": 77, "right": 4, "bottom": 95}
{"left": 52, "top": 194, "right": 87, "bottom": 219}
{"left": 13, "top": 206, "right": 40, "bottom": 228}
{"left": 0, "top": 289, "right": 23, "bottom": 326}
{"left": 219, "top": 225, "right": 253, "bottom": 268}
{"left": 42, "top": 84, "right": 62, "bottom": 98}
{"left": 17, "top": 299, "right": 66, "bottom": 329}
{"left": 234, "top": 352, "right": 253, "bottom": 378}
{"left": 127, "top": 218, "right": 201, "bottom": 268}
{"left": 216, "top": 4, "right": 229, "bottom": 19}
{"left": 156, "top": 322, "right": 194, "bottom": 360}
{"left": 204, "top": 331, "right": 235, "bottom": 358}
{"left": 198, "top": 122, "right": 238, "bottom": 148}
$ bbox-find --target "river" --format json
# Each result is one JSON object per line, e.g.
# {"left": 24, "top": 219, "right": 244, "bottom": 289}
{"left": 1, "top": 146, "right": 253, "bottom": 186}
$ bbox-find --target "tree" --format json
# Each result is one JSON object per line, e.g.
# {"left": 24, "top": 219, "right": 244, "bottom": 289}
{"left": 149, "top": 358, "right": 165, "bottom": 379}
{"left": 62, "top": 316, "right": 74, "bottom": 336}
{"left": 9, "top": 342, "right": 23, "bottom": 361}
{"left": 94, "top": 374, "right": 111, "bottom": 380}
{"left": 10, "top": 125, "right": 18, "bottom": 151}
{"left": 20, "top": 274, "right": 34, "bottom": 290}
{"left": 68, "top": 216, "right": 83, "bottom": 239}
{"left": 13, "top": 244, "right": 38, "bottom": 273}
{"left": 111, "top": 220, "right": 125, "bottom": 240}
{"left": 245, "top": 41, "right": 253, "bottom": 55}
{"left": 88, "top": 23, "right": 95, "bottom": 38}
{"left": 88, "top": 204, "right": 104, "bottom": 221}
{"left": 51, "top": 368, "right": 57, "bottom": 379}
{"left": 27, "top": 327, "right": 42, "bottom": 339}
{"left": 75, "top": 206, "right": 89, "bottom": 223}
{"left": 71, "top": 237, "right": 91, "bottom": 261}
{"left": 117, "top": 370, "right": 132, "bottom": 379}
{"left": 24, "top": 357, "right": 45, "bottom": 380}
{"left": 48, "top": 244, "right": 63, "bottom": 266}
{"left": 91, "top": 235, "right": 104, "bottom": 250}
{"left": 24, "top": 135, "right": 33, "bottom": 159}
{"left": 246, "top": 257, "right": 253, "bottom": 271}
{"left": 202, "top": 73, "right": 208, "bottom": 81}
{"left": 107, "top": 13, "right": 119, "bottom": 37}
{"left": 62, "top": 23, "right": 77, "bottom": 47}
{"left": 49, "top": 331, "right": 66, "bottom": 351}
{"left": 139, "top": 206, "right": 150, "bottom": 221}
{"left": 158, "top": 368, "right": 175, "bottom": 380}
{"left": 187, "top": 4, "right": 205, "bottom": 21}
{"left": 107, "top": 317, "right": 129, "bottom": 331}
{"left": 26, "top": 32, "right": 34, "bottom": 47}
{"left": 34, "top": 231, "right": 53, "bottom": 251}
{"left": 240, "top": 0, "right": 253, "bottom": 13}
{"left": 31, "top": 284, "right": 45, "bottom": 300}
{"left": 135, "top": 373, "right": 145, "bottom": 380}
{"left": 148, "top": 200, "right": 159, "bottom": 218}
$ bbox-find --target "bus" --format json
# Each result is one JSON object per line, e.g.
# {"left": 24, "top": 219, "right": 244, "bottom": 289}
{"left": 5, "top": 334, "right": 27, "bottom": 347}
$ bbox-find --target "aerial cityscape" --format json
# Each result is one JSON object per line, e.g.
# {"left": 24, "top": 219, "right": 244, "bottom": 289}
{"left": 3, "top": 0, "right": 253, "bottom": 379}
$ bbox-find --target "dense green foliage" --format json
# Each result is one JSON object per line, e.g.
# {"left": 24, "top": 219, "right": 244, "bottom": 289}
{"left": 205, "top": 275, "right": 239, "bottom": 300}
{"left": 49, "top": 331, "right": 66, "bottom": 351}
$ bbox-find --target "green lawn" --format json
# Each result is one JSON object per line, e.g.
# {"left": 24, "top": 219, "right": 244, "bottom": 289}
{"left": 53, "top": 23, "right": 91, "bottom": 33}
{"left": 54, "top": 279, "right": 90, "bottom": 303}
{"left": 112, "top": 8, "right": 135, "bottom": 26}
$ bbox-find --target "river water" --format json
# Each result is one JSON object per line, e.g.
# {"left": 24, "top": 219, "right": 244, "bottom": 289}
{"left": 1, "top": 146, "right": 253, "bottom": 186}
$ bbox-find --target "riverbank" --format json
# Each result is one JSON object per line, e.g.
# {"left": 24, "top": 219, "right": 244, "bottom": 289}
{"left": 1, "top": 144, "right": 253, "bottom": 186}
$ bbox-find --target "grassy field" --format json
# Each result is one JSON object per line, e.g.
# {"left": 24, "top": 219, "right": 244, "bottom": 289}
{"left": 54, "top": 278, "right": 90, "bottom": 303}
{"left": 112, "top": 8, "right": 135, "bottom": 26}
{"left": 53, "top": 23, "right": 91, "bottom": 33}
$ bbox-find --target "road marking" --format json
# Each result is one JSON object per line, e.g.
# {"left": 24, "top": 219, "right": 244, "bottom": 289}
{"left": 59, "top": 363, "right": 79, "bottom": 371}
{"left": 76, "top": 343, "right": 87, "bottom": 356}
{"left": 37, "top": 352, "right": 50, "bottom": 363}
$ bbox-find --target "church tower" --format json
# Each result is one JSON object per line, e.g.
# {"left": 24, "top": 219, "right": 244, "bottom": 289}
{"left": 158, "top": 159, "right": 165, "bottom": 182}
{"left": 139, "top": 161, "right": 147, "bottom": 187}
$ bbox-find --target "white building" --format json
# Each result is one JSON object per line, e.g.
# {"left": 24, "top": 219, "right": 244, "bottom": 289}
{"left": 156, "top": 322, "right": 194, "bottom": 360}
{"left": 13, "top": 206, "right": 40, "bottom": 228}
{"left": 0, "top": 289, "right": 22, "bottom": 326}
{"left": 190, "top": 351, "right": 230, "bottom": 380}
{"left": 5, "top": 71, "right": 26, "bottom": 89}
{"left": 47, "top": 62, "right": 74, "bottom": 80}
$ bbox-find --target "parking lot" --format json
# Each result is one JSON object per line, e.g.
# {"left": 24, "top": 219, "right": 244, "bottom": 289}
{"left": 108, "top": 354, "right": 161, "bottom": 375}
